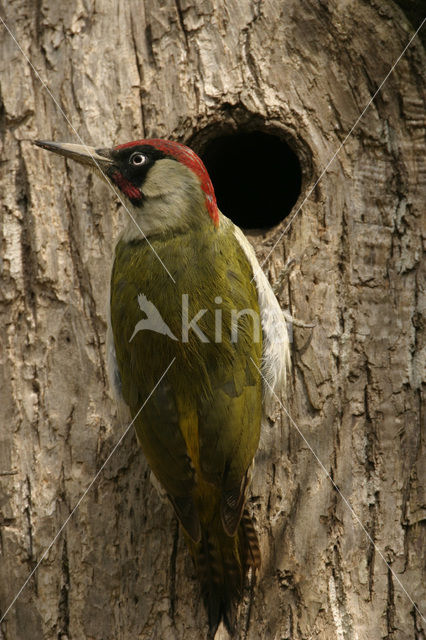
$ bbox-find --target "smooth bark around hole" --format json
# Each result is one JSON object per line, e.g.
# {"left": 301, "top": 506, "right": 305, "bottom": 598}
{"left": 200, "top": 131, "right": 302, "bottom": 229}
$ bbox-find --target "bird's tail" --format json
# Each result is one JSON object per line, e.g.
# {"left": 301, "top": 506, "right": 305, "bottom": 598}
{"left": 186, "top": 508, "right": 260, "bottom": 638}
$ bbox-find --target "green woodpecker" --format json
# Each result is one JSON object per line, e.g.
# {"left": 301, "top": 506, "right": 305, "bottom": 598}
{"left": 35, "top": 138, "right": 290, "bottom": 636}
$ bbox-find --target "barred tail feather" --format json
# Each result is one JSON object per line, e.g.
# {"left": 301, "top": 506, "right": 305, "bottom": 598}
{"left": 187, "top": 508, "right": 260, "bottom": 638}
{"left": 239, "top": 508, "right": 261, "bottom": 572}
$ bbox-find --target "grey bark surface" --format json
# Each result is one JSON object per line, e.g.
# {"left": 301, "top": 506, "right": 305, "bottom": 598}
{"left": 0, "top": 1, "right": 425, "bottom": 639}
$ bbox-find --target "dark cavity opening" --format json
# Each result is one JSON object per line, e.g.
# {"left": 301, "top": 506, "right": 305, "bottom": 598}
{"left": 200, "top": 131, "right": 302, "bottom": 230}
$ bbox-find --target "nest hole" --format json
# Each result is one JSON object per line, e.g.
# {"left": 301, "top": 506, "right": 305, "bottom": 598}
{"left": 199, "top": 130, "right": 302, "bottom": 230}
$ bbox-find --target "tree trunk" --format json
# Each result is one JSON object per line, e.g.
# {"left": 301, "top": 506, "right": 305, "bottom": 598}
{"left": 0, "top": 1, "right": 424, "bottom": 639}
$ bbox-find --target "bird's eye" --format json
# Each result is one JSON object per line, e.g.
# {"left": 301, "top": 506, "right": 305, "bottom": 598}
{"left": 130, "top": 152, "right": 147, "bottom": 166}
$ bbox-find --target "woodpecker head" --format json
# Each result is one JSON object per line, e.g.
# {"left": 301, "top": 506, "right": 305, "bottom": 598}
{"left": 34, "top": 138, "right": 219, "bottom": 238}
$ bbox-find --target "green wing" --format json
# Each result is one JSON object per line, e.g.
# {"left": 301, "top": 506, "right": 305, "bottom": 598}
{"left": 110, "top": 222, "right": 262, "bottom": 537}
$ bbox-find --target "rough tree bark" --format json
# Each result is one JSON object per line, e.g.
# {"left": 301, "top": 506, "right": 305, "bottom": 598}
{"left": 0, "top": 1, "right": 424, "bottom": 639}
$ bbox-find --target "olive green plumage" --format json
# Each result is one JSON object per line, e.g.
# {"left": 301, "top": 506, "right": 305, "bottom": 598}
{"left": 110, "top": 219, "right": 262, "bottom": 635}
{"left": 34, "top": 137, "right": 287, "bottom": 638}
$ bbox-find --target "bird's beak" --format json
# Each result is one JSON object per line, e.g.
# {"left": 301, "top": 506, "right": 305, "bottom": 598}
{"left": 34, "top": 140, "right": 114, "bottom": 170}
